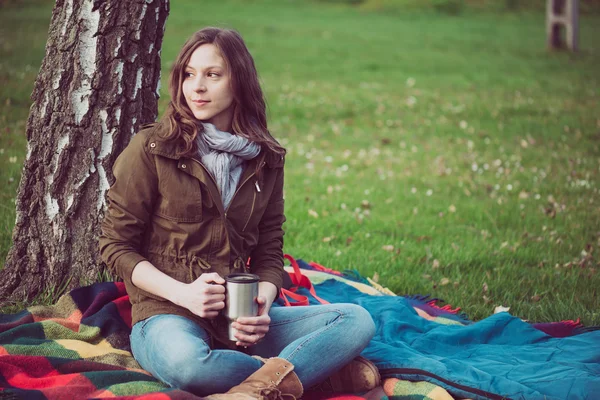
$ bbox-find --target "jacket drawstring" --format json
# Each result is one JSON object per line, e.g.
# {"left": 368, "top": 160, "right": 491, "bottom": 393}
{"left": 233, "top": 257, "right": 245, "bottom": 272}
{"left": 189, "top": 256, "right": 212, "bottom": 282}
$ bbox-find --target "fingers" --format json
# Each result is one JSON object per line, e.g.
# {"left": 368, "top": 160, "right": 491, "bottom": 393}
{"left": 232, "top": 314, "right": 270, "bottom": 347}
{"left": 192, "top": 300, "right": 224, "bottom": 318}
{"left": 234, "top": 330, "right": 267, "bottom": 347}
{"left": 235, "top": 314, "right": 271, "bottom": 326}
{"left": 200, "top": 272, "right": 225, "bottom": 285}
{"left": 232, "top": 320, "right": 270, "bottom": 334}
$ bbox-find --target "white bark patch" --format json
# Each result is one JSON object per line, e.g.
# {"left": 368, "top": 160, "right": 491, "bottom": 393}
{"left": 26, "top": 143, "right": 32, "bottom": 161}
{"left": 54, "top": 134, "right": 70, "bottom": 175}
{"left": 133, "top": 67, "right": 143, "bottom": 99}
{"left": 75, "top": 170, "right": 91, "bottom": 188}
{"left": 129, "top": 53, "right": 138, "bottom": 63}
{"left": 114, "top": 36, "right": 122, "bottom": 58}
{"left": 115, "top": 61, "right": 124, "bottom": 95}
{"left": 115, "top": 107, "right": 121, "bottom": 123}
{"left": 96, "top": 110, "right": 115, "bottom": 212}
{"left": 40, "top": 92, "right": 50, "bottom": 120}
{"left": 71, "top": 85, "right": 91, "bottom": 124}
{"left": 66, "top": 194, "right": 74, "bottom": 211}
{"left": 134, "top": 3, "right": 148, "bottom": 40}
{"left": 52, "top": 68, "right": 64, "bottom": 90}
{"left": 61, "top": 0, "right": 74, "bottom": 37}
{"left": 148, "top": 42, "right": 154, "bottom": 54}
{"left": 131, "top": 117, "right": 137, "bottom": 136}
{"left": 45, "top": 134, "right": 70, "bottom": 222}
{"left": 45, "top": 193, "right": 60, "bottom": 222}
{"left": 96, "top": 164, "right": 109, "bottom": 212}
{"left": 71, "top": 0, "right": 100, "bottom": 125}
{"left": 98, "top": 110, "right": 114, "bottom": 160}
{"left": 155, "top": 70, "right": 161, "bottom": 98}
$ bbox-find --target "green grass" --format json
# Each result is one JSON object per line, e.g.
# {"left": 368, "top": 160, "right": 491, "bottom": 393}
{"left": 1, "top": 0, "right": 599, "bottom": 325}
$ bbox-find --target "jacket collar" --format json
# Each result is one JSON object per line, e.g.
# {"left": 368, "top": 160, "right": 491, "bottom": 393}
{"left": 144, "top": 122, "right": 285, "bottom": 168}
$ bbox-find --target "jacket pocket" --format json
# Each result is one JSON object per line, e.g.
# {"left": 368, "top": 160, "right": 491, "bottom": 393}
{"left": 155, "top": 164, "right": 203, "bottom": 222}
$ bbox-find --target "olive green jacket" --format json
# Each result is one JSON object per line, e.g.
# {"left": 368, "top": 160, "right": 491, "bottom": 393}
{"left": 99, "top": 123, "right": 285, "bottom": 347}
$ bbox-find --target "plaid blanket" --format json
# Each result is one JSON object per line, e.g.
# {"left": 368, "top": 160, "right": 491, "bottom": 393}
{"left": 0, "top": 262, "right": 591, "bottom": 400}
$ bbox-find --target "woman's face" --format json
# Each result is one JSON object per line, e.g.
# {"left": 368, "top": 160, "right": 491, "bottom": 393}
{"left": 182, "top": 44, "right": 234, "bottom": 132}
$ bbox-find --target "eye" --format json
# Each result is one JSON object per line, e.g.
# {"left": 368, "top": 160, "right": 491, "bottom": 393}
{"left": 208, "top": 72, "right": 220, "bottom": 78}
{"left": 184, "top": 71, "right": 193, "bottom": 78}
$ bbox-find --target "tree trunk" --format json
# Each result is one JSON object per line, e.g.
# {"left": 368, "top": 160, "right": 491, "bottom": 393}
{"left": 0, "top": 0, "right": 170, "bottom": 304}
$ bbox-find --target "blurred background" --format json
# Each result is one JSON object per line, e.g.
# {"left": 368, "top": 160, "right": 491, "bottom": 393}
{"left": 0, "top": 0, "right": 599, "bottom": 323}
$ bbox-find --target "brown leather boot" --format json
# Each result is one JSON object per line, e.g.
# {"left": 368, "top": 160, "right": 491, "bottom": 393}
{"left": 206, "top": 357, "right": 303, "bottom": 400}
{"left": 311, "top": 356, "right": 381, "bottom": 393}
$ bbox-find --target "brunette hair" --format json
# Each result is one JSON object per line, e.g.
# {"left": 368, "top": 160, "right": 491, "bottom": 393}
{"left": 158, "top": 27, "right": 285, "bottom": 157}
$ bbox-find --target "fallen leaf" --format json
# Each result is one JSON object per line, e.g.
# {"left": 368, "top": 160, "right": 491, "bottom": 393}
{"left": 372, "top": 272, "right": 379, "bottom": 283}
{"left": 308, "top": 209, "right": 319, "bottom": 218}
{"left": 531, "top": 295, "right": 541, "bottom": 302}
{"left": 382, "top": 245, "right": 394, "bottom": 252}
{"left": 322, "top": 236, "right": 332, "bottom": 243}
{"left": 432, "top": 259, "right": 440, "bottom": 269}
{"left": 440, "top": 277, "right": 450, "bottom": 286}
{"left": 483, "top": 282, "right": 489, "bottom": 293}
{"left": 494, "top": 305, "right": 510, "bottom": 314}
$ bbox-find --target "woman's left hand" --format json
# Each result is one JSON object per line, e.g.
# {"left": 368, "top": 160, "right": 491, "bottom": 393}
{"left": 232, "top": 295, "right": 271, "bottom": 347}
{"left": 233, "top": 281, "right": 277, "bottom": 347}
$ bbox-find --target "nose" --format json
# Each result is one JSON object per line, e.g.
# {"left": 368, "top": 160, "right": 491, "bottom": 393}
{"left": 193, "top": 76, "right": 206, "bottom": 93}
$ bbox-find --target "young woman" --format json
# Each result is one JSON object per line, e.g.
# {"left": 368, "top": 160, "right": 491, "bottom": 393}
{"left": 100, "top": 27, "right": 378, "bottom": 399}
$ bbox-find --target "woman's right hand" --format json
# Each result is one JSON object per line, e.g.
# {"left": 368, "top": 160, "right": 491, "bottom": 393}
{"left": 175, "top": 272, "right": 226, "bottom": 318}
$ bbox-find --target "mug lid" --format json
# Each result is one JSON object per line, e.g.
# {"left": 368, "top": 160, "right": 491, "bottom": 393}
{"left": 225, "top": 273, "right": 260, "bottom": 283}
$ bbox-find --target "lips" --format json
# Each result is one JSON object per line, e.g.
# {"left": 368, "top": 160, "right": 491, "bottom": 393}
{"left": 192, "top": 99, "right": 209, "bottom": 105}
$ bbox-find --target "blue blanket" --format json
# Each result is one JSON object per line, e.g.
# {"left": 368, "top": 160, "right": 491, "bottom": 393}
{"left": 305, "top": 278, "right": 600, "bottom": 400}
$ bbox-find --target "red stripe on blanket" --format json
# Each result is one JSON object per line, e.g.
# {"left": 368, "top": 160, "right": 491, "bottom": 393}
{"left": 426, "top": 300, "right": 461, "bottom": 314}
{"left": 37, "top": 374, "right": 98, "bottom": 399}
{"left": 308, "top": 261, "right": 344, "bottom": 276}
{"left": 1, "top": 356, "right": 75, "bottom": 387}
{"left": 32, "top": 309, "right": 83, "bottom": 332}
{"left": 114, "top": 295, "right": 133, "bottom": 329}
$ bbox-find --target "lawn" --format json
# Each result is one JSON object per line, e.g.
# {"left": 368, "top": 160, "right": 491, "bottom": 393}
{"left": 0, "top": 0, "right": 599, "bottom": 324}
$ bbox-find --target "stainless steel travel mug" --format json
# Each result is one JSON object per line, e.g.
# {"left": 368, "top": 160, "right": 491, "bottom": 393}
{"left": 225, "top": 273, "right": 259, "bottom": 341}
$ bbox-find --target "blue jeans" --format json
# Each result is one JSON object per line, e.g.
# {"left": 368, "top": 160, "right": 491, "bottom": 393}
{"left": 130, "top": 304, "right": 376, "bottom": 396}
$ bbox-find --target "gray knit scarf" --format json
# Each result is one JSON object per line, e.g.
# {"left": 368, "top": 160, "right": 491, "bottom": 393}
{"left": 196, "top": 122, "right": 261, "bottom": 209}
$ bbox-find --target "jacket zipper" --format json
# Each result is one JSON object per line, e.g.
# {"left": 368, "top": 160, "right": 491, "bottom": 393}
{"left": 226, "top": 161, "right": 265, "bottom": 217}
{"left": 379, "top": 368, "right": 508, "bottom": 400}
{"left": 241, "top": 186, "right": 258, "bottom": 232}
{"left": 189, "top": 158, "right": 265, "bottom": 219}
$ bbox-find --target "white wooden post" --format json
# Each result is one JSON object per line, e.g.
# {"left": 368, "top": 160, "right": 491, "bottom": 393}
{"left": 546, "top": 0, "right": 579, "bottom": 51}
